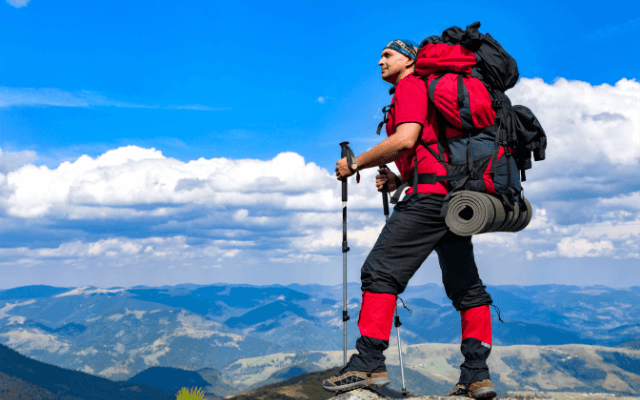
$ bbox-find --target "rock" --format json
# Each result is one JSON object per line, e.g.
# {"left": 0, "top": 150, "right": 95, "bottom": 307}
{"left": 331, "top": 388, "right": 550, "bottom": 400}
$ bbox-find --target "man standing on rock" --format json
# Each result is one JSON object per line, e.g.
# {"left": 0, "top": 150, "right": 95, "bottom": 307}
{"left": 322, "top": 39, "right": 497, "bottom": 399}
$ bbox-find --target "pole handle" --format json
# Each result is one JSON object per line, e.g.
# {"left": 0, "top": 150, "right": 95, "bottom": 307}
{"left": 340, "top": 142, "right": 355, "bottom": 202}
{"left": 380, "top": 164, "right": 390, "bottom": 219}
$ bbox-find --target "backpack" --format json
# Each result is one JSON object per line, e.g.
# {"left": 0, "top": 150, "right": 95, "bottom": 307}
{"left": 409, "top": 22, "right": 547, "bottom": 213}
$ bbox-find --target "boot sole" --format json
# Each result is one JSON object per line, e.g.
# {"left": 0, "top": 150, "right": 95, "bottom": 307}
{"left": 471, "top": 387, "right": 497, "bottom": 399}
{"left": 322, "top": 377, "right": 390, "bottom": 392}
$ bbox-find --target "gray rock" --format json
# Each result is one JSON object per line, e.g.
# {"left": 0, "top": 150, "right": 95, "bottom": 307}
{"left": 331, "top": 388, "right": 548, "bottom": 400}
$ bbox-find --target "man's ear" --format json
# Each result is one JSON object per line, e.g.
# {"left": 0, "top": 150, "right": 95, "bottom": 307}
{"left": 404, "top": 56, "right": 415, "bottom": 69}
{"left": 406, "top": 58, "right": 415, "bottom": 70}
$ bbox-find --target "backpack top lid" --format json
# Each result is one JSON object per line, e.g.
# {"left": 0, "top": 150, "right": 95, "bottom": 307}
{"left": 416, "top": 22, "right": 520, "bottom": 93}
{"left": 415, "top": 39, "right": 476, "bottom": 76}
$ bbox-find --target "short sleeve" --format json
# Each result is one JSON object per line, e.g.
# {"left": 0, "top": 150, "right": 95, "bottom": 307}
{"left": 394, "top": 76, "right": 428, "bottom": 127}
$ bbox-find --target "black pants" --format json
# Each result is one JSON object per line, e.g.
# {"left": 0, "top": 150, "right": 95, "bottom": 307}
{"left": 362, "top": 194, "right": 492, "bottom": 310}
{"left": 352, "top": 193, "right": 493, "bottom": 383}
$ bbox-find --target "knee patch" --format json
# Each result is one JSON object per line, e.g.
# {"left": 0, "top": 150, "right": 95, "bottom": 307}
{"left": 461, "top": 305, "right": 492, "bottom": 346}
{"left": 357, "top": 291, "right": 396, "bottom": 341}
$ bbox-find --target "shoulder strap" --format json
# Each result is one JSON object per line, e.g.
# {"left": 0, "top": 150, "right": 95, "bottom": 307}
{"left": 376, "top": 104, "right": 394, "bottom": 135}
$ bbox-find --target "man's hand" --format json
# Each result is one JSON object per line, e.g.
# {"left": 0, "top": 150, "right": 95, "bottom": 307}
{"left": 376, "top": 167, "right": 398, "bottom": 192}
{"left": 335, "top": 122, "right": 420, "bottom": 181}
{"left": 335, "top": 157, "right": 355, "bottom": 180}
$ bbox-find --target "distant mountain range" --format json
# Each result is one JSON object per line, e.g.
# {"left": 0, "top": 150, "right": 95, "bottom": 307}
{"left": 0, "top": 343, "right": 173, "bottom": 400}
{"left": 3, "top": 339, "right": 640, "bottom": 399}
{"left": 1, "top": 282, "right": 640, "bottom": 396}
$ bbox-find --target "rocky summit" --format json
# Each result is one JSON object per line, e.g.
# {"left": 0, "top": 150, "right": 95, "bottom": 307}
{"left": 332, "top": 388, "right": 639, "bottom": 400}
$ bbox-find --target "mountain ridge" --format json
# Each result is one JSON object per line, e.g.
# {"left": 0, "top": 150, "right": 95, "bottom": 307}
{"left": 0, "top": 343, "right": 173, "bottom": 400}
{"left": 2, "top": 282, "right": 640, "bottom": 392}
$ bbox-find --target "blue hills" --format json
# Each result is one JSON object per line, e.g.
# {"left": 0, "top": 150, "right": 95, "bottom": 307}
{"left": 225, "top": 300, "right": 312, "bottom": 329}
{"left": 0, "top": 343, "right": 173, "bottom": 400}
{"left": 2, "top": 283, "right": 640, "bottom": 348}
{"left": 0, "top": 284, "right": 72, "bottom": 300}
{"left": 1, "top": 282, "right": 640, "bottom": 390}
{"left": 125, "top": 366, "right": 237, "bottom": 397}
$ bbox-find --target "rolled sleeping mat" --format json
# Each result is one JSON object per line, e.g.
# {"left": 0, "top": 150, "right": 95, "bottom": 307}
{"left": 483, "top": 195, "right": 508, "bottom": 233}
{"left": 445, "top": 191, "right": 533, "bottom": 235}
{"left": 445, "top": 191, "right": 506, "bottom": 236}
{"left": 509, "top": 197, "right": 532, "bottom": 232}
{"left": 496, "top": 201, "right": 520, "bottom": 232}
{"left": 498, "top": 197, "right": 533, "bottom": 232}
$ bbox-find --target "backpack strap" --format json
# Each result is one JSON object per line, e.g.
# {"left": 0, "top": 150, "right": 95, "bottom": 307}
{"left": 376, "top": 103, "right": 394, "bottom": 135}
{"left": 410, "top": 110, "right": 465, "bottom": 196}
{"left": 426, "top": 75, "right": 450, "bottom": 163}
{"left": 408, "top": 76, "right": 478, "bottom": 202}
{"left": 390, "top": 181, "right": 410, "bottom": 204}
{"left": 457, "top": 74, "right": 475, "bottom": 131}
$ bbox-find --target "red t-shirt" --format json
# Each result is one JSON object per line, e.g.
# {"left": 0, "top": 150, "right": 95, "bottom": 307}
{"left": 386, "top": 74, "right": 449, "bottom": 195}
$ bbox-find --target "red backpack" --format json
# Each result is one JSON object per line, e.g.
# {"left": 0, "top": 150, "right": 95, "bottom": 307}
{"left": 410, "top": 22, "right": 547, "bottom": 212}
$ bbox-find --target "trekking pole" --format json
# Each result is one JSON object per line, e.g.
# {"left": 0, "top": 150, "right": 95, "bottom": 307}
{"left": 381, "top": 165, "right": 408, "bottom": 397}
{"left": 339, "top": 142, "right": 354, "bottom": 367}
{"left": 395, "top": 308, "right": 408, "bottom": 397}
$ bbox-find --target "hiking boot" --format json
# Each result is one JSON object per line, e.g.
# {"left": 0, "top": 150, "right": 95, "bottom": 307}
{"left": 322, "top": 369, "right": 390, "bottom": 392}
{"left": 446, "top": 384, "right": 471, "bottom": 397}
{"left": 446, "top": 380, "right": 496, "bottom": 399}
{"left": 468, "top": 379, "right": 496, "bottom": 399}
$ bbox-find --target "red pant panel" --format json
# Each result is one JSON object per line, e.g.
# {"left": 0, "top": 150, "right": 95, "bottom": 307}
{"left": 461, "top": 305, "right": 492, "bottom": 346}
{"left": 358, "top": 291, "right": 396, "bottom": 341}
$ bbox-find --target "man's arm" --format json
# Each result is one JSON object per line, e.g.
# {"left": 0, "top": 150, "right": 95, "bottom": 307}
{"left": 335, "top": 122, "right": 421, "bottom": 179}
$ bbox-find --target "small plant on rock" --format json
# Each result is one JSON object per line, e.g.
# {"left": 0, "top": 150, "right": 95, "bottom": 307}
{"left": 175, "top": 386, "right": 205, "bottom": 400}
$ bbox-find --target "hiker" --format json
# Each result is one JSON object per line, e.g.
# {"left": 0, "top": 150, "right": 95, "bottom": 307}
{"left": 324, "top": 39, "right": 496, "bottom": 399}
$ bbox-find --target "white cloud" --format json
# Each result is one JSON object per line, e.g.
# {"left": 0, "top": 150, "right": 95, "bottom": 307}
{"left": 316, "top": 96, "right": 328, "bottom": 104}
{"left": 293, "top": 223, "right": 384, "bottom": 253}
{"left": 600, "top": 192, "right": 640, "bottom": 210}
{"left": 2, "top": 140, "right": 638, "bottom": 272}
{"left": 269, "top": 253, "right": 330, "bottom": 264}
{"left": 526, "top": 208, "right": 552, "bottom": 230}
{"left": 528, "top": 215, "right": 640, "bottom": 259}
{"left": 0, "top": 146, "right": 385, "bottom": 219}
{"left": 557, "top": 237, "right": 615, "bottom": 258}
{"left": 0, "top": 147, "right": 37, "bottom": 173}
{"left": 221, "top": 249, "right": 240, "bottom": 258}
{"left": 505, "top": 77, "right": 640, "bottom": 234}
{"left": 0, "top": 236, "right": 244, "bottom": 266}
{"left": 0, "top": 86, "right": 225, "bottom": 110}
{"left": 3, "top": 75, "right": 640, "bottom": 287}
{"left": 508, "top": 78, "right": 640, "bottom": 167}
{"left": 5, "top": 0, "right": 30, "bottom": 8}
{"left": 472, "top": 232, "right": 516, "bottom": 246}
{"left": 0, "top": 147, "right": 393, "bottom": 275}
{"left": 575, "top": 219, "right": 640, "bottom": 243}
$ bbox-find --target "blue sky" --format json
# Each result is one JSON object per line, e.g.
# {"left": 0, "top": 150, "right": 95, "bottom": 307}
{"left": 1, "top": 0, "right": 639, "bottom": 290}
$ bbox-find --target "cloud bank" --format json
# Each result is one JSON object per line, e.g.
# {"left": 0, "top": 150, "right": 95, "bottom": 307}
{"left": 1, "top": 77, "right": 639, "bottom": 287}
{"left": 0, "top": 146, "right": 384, "bottom": 219}
{"left": 0, "top": 148, "right": 37, "bottom": 173}
{"left": 508, "top": 77, "right": 640, "bottom": 166}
